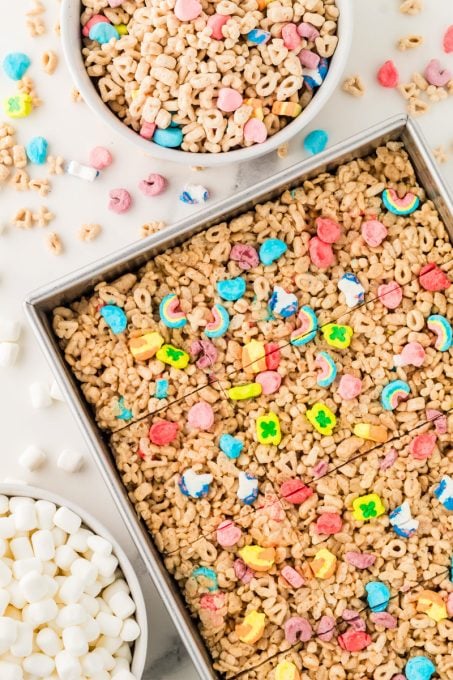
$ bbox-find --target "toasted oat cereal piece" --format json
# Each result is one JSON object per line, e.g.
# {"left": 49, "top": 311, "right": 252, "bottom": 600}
{"left": 277, "top": 143, "right": 288, "bottom": 159}
{"left": 46, "top": 231, "right": 63, "bottom": 255}
{"left": 26, "top": 16, "right": 46, "bottom": 37}
{"left": 47, "top": 155, "right": 64, "bottom": 175}
{"left": 12, "top": 208, "right": 34, "bottom": 229}
{"left": 12, "top": 145, "right": 27, "bottom": 168}
{"left": 26, "top": 0, "right": 45, "bottom": 15}
{"left": 342, "top": 75, "right": 366, "bottom": 97}
{"left": 407, "top": 96, "right": 429, "bottom": 116}
{"left": 70, "top": 87, "right": 83, "bottom": 102}
{"left": 33, "top": 206, "right": 54, "bottom": 227}
{"left": 399, "top": 82, "right": 419, "bottom": 99}
{"left": 10, "top": 169, "right": 30, "bottom": 190}
{"left": 433, "top": 146, "right": 448, "bottom": 164}
{"left": 397, "top": 34, "right": 424, "bottom": 50}
{"left": 29, "top": 178, "right": 51, "bottom": 196}
{"left": 400, "top": 0, "right": 422, "bottom": 14}
{"left": 140, "top": 221, "right": 165, "bottom": 238}
{"left": 41, "top": 50, "right": 58, "bottom": 75}
{"left": 78, "top": 223, "right": 101, "bottom": 241}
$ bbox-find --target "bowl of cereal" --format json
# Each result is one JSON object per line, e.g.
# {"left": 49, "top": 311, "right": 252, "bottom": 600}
{"left": 0, "top": 483, "right": 147, "bottom": 679}
{"left": 62, "top": 0, "right": 352, "bottom": 165}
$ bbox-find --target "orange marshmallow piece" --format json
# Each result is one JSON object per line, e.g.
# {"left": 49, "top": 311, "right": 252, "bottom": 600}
{"left": 238, "top": 545, "right": 275, "bottom": 572}
{"left": 416, "top": 590, "right": 448, "bottom": 622}
{"left": 353, "top": 423, "right": 388, "bottom": 443}
{"left": 236, "top": 610, "right": 266, "bottom": 644}
{"left": 129, "top": 331, "right": 164, "bottom": 360}
{"left": 272, "top": 101, "right": 302, "bottom": 117}
{"left": 311, "top": 548, "right": 337, "bottom": 579}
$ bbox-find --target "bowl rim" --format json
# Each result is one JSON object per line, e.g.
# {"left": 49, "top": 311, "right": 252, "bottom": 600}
{"left": 61, "top": 0, "right": 353, "bottom": 166}
{"left": 0, "top": 482, "right": 148, "bottom": 679}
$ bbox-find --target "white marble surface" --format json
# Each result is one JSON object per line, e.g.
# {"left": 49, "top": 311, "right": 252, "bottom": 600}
{"left": 0, "top": 1, "right": 452, "bottom": 678}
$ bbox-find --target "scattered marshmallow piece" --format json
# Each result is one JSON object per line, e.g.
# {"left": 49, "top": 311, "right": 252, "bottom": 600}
{"left": 87, "top": 534, "right": 113, "bottom": 556}
{"left": 49, "top": 378, "right": 65, "bottom": 401}
{"left": 53, "top": 507, "right": 82, "bottom": 534}
{"left": 109, "top": 591, "right": 136, "bottom": 619}
{"left": 19, "top": 445, "right": 47, "bottom": 472}
{"left": 57, "top": 448, "right": 84, "bottom": 473}
{"left": 35, "top": 500, "right": 56, "bottom": 530}
{"left": 0, "top": 343, "right": 19, "bottom": 368}
{"left": 36, "top": 627, "right": 62, "bottom": 656}
{"left": 23, "top": 652, "right": 55, "bottom": 677}
{"left": 29, "top": 382, "right": 52, "bottom": 409}
{"left": 0, "top": 319, "right": 20, "bottom": 343}
{"left": 121, "top": 618, "right": 141, "bottom": 642}
{"left": 66, "top": 160, "right": 99, "bottom": 182}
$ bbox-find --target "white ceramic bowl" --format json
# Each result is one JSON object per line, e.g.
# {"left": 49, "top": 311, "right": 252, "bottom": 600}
{"left": 61, "top": 0, "right": 353, "bottom": 166}
{"left": 0, "top": 483, "right": 148, "bottom": 679}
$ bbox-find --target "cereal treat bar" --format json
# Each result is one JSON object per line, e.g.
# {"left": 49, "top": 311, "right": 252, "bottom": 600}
{"left": 53, "top": 141, "right": 453, "bottom": 679}
{"left": 80, "top": 0, "right": 339, "bottom": 153}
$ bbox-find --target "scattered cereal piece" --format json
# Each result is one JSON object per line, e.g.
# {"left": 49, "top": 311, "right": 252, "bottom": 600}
{"left": 338, "top": 273, "right": 365, "bottom": 308}
{"left": 259, "top": 238, "right": 287, "bottom": 265}
{"left": 277, "top": 144, "right": 288, "bottom": 159}
{"left": 400, "top": 0, "right": 423, "bottom": 15}
{"left": 46, "top": 231, "right": 63, "bottom": 255}
{"left": 141, "top": 221, "right": 165, "bottom": 238}
{"left": 26, "top": 16, "right": 46, "bottom": 37}
{"left": 230, "top": 244, "right": 259, "bottom": 270}
{"left": 156, "top": 344, "right": 189, "bottom": 369}
{"left": 443, "top": 25, "right": 453, "bottom": 53}
{"left": 275, "top": 660, "right": 300, "bottom": 680}
{"left": 389, "top": 500, "right": 419, "bottom": 537}
{"left": 407, "top": 96, "right": 429, "bottom": 116}
{"left": 47, "top": 155, "right": 64, "bottom": 175}
{"left": 427, "top": 315, "right": 452, "bottom": 351}
{"left": 26, "top": 136, "right": 48, "bottom": 165}
{"left": 219, "top": 434, "right": 243, "bottom": 459}
{"left": 3, "top": 53, "right": 31, "bottom": 81}
{"left": 382, "top": 188, "right": 420, "bottom": 215}
{"left": 239, "top": 545, "right": 275, "bottom": 572}
{"left": 78, "top": 223, "right": 101, "bottom": 241}
{"left": 342, "top": 75, "right": 366, "bottom": 97}
{"left": 315, "top": 351, "right": 337, "bottom": 387}
{"left": 100, "top": 304, "right": 127, "bottom": 334}
{"left": 280, "top": 479, "right": 313, "bottom": 505}
{"left": 366, "top": 581, "right": 390, "bottom": 612}
{"left": 419, "top": 263, "right": 450, "bottom": 291}
{"left": 255, "top": 370, "right": 281, "bottom": 395}
{"left": 291, "top": 306, "right": 318, "bottom": 346}
{"left": 3, "top": 93, "right": 33, "bottom": 118}
{"left": 216, "top": 277, "right": 246, "bottom": 301}
{"left": 316, "top": 217, "right": 341, "bottom": 244}
{"left": 322, "top": 323, "right": 353, "bottom": 349}
{"left": 235, "top": 610, "right": 266, "bottom": 644}
{"left": 353, "top": 423, "right": 388, "bottom": 443}
{"left": 139, "top": 173, "right": 167, "bottom": 197}
{"left": 0, "top": 343, "right": 19, "bottom": 367}
{"left": 393, "top": 341, "right": 426, "bottom": 367}
{"left": 108, "top": 188, "right": 131, "bottom": 212}
{"left": 311, "top": 548, "right": 337, "bottom": 579}
{"left": 237, "top": 472, "right": 258, "bottom": 504}
{"left": 338, "top": 630, "right": 372, "bottom": 652}
{"left": 187, "top": 401, "right": 214, "bottom": 430}
{"left": 159, "top": 294, "right": 187, "bottom": 329}
{"left": 306, "top": 403, "right": 336, "bottom": 435}
{"left": 89, "top": 146, "right": 112, "bottom": 170}
{"left": 338, "top": 374, "right": 362, "bottom": 400}
{"left": 416, "top": 590, "right": 448, "bottom": 621}
{"left": 424, "top": 59, "right": 451, "bottom": 87}
{"left": 216, "top": 520, "right": 242, "bottom": 547}
{"left": 405, "top": 656, "right": 436, "bottom": 680}
{"left": 316, "top": 512, "right": 342, "bottom": 535}
{"left": 256, "top": 412, "right": 281, "bottom": 445}
{"left": 57, "top": 448, "right": 84, "bottom": 473}
{"left": 268, "top": 286, "right": 298, "bottom": 317}
{"left": 179, "top": 468, "right": 212, "bottom": 498}
{"left": 309, "top": 236, "right": 334, "bottom": 268}
{"left": 129, "top": 332, "right": 164, "bottom": 361}
{"left": 398, "top": 34, "right": 424, "bottom": 50}
{"left": 378, "top": 281, "right": 403, "bottom": 309}
{"left": 19, "top": 444, "right": 47, "bottom": 471}
{"left": 41, "top": 50, "right": 58, "bottom": 74}
{"left": 361, "top": 219, "right": 388, "bottom": 247}
{"left": 204, "top": 304, "right": 229, "bottom": 338}
{"left": 380, "top": 379, "right": 411, "bottom": 411}
{"left": 352, "top": 494, "right": 385, "bottom": 521}
{"left": 303, "top": 129, "right": 328, "bottom": 155}
{"left": 433, "top": 146, "right": 448, "bottom": 164}
{"left": 377, "top": 60, "right": 399, "bottom": 88}
{"left": 0, "top": 319, "right": 20, "bottom": 343}
{"left": 280, "top": 566, "right": 304, "bottom": 589}
{"left": 345, "top": 551, "right": 376, "bottom": 569}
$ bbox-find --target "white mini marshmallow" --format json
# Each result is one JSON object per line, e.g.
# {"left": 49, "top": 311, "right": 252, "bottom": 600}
{"left": 96, "top": 611, "right": 122, "bottom": 638}
{"left": 0, "top": 343, "right": 19, "bottom": 368}
{"left": 23, "top": 652, "right": 55, "bottom": 677}
{"left": 102, "top": 579, "right": 129, "bottom": 605}
{"left": 8, "top": 580, "right": 25, "bottom": 609}
{"left": 23, "top": 598, "right": 58, "bottom": 626}
{"left": 81, "top": 649, "right": 105, "bottom": 676}
{"left": 0, "top": 516, "right": 15, "bottom": 539}
{"left": 112, "top": 671, "right": 136, "bottom": 680}
{"left": 19, "top": 445, "right": 47, "bottom": 472}
{"left": 57, "top": 449, "right": 84, "bottom": 473}
{"left": 0, "top": 495, "right": 9, "bottom": 514}
{"left": 10, "top": 537, "right": 33, "bottom": 561}
{"left": 58, "top": 575, "right": 85, "bottom": 604}
{"left": 51, "top": 526, "right": 67, "bottom": 548}
{"left": 55, "top": 650, "right": 82, "bottom": 680}
{"left": 80, "top": 594, "right": 99, "bottom": 617}
{"left": 54, "top": 545, "right": 77, "bottom": 571}
{"left": 29, "top": 382, "right": 52, "bottom": 409}
{"left": 0, "top": 588, "right": 10, "bottom": 615}
{"left": 0, "top": 661, "right": 23, "bottom": 680}
{"left": 2, "top": 478, "right": 26, "bottom": 485}
{"left": 84, "top": 579, "right": 103, "bottom": 597}
{"left": 42, "top": 560, "right": 58, "bottom": 578}
{"left": 120, "top": 618, "right": 140, "bottom": 642}
{"left": 71, "top": 557, "right": 97, "bottom": 586}
{"left": 113, "top": 656, "right": 130, "bottom": 670}
{"left": 12, "top": 557, "right": 43, "bottom": 580}
{"left": 32, "top": 530, "right": 55, "bottom": 562}
{"left": 43, "top": 574, "right": 58, "bottom": 597}
{"left": 35, "top": 500, "right": 56, "bottom": 530}
{"left": 91, "top": 553, "right": 118, "bottom": 579}
{"left": 19, "top": 571, "right": 49, "bottom": 603}
{"left": 109, "top": 591, "right": 136, "bottom": 620}
{"left": 12, "top": 501, "right": 37, "bottom": 532}
{"left": 50, "top": 379, "right": 65, "bottom": 401}
{"left": 53, "top": 507, "right": 81, "bottom": 535}
{"left": 82, "top": 615, "right": 100, "bottom": 643}
{"left": 0, "top": 616, "right": 18, "bottom": 654}
{"left": 114, "top": 642, "right": 132, "bottom": 662}
{"left": 97, "top": 634, "right": 123, "bottom": 655}
{"left": 0, "top": 560, "right": 12, "bottom": 588}
{"left": 0, "top": 319, "right": 21, "bottom": 343}
{"left": 66, "top": 160, "right": 99, "bottom": 182}
{"left": 56, "top": 604, "right": 88, "bottom": 628}
{"left": 62, "top": 625, "right": 89, "bottom": 656}
{"left": 96, "top": 646, "right": 116, "bottom": 671}
{"left": 67, "top": 528, "right": 92, "bottom": 553}
{"left": 87, "top": 535, "right": 112, "bottom": 556}
{"left": 36, "top": 627, "right": 63, "bottom": 656}
{"left": 10, "top": 621, "right": 33, "bottom": 657}
{"left": 0, "top": 538, "right": 6, "bottom": 557}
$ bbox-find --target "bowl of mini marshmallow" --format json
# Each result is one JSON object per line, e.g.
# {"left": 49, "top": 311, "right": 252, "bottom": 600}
{"left": 0, "top": 483, "right": 147, "bottom": 680}
{"left": 61, "top": 0, "right": 353, "bottom": 166}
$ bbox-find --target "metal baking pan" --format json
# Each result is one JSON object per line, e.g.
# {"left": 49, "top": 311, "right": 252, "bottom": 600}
{"left": 24, "top": 114, "right": 453, "bottom": 680}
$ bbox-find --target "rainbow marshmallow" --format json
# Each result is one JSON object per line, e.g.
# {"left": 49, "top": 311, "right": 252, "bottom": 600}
{"left": 291, "top": 305, "right": 318, "bottom": 346}
{"left": 427, "top": 314, "right": 452, "bottom": 352}
{"left": 159, "top": 294, "right": 187, "bottom": 329}
{"left": 380, "top": 379, "right": 411, "bottom": 411}
{"left": 315, "top": 351, "right": 337, "bottom": 387}
{"left": 204, "top": 303, "right": 230, "bottom": 338}
{"left": 382, "top": 188, "right": 420, "bottom": 216}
